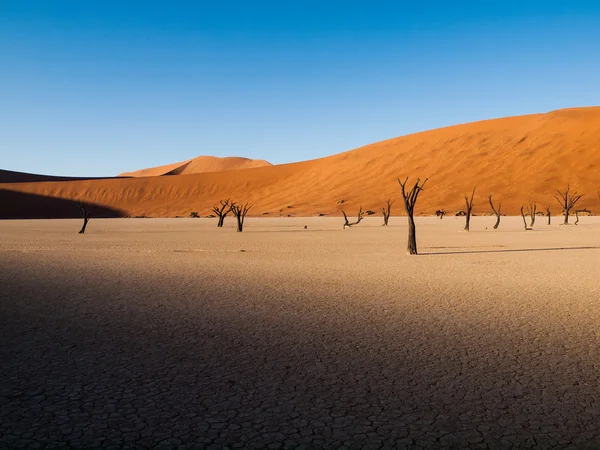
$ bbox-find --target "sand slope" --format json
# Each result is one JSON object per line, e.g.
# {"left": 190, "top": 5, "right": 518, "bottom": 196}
{"left": 119, "top": 156, "right": 272, "bottom": 177}
{"left": 2, "top": 107, "right": 600, "bottom": 217}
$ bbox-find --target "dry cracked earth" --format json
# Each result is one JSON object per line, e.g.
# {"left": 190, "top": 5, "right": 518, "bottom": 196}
{"left": 1, "top": 217, "right": 600, "bottom": 449}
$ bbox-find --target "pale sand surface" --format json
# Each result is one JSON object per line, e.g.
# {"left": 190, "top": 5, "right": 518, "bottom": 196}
{"left": 1, "top": 217, "right": 600, "bottom": 448}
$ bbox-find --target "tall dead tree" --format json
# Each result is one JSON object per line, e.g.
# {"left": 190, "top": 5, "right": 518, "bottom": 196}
{"left": 463, "top": 187, "right": 476, "bottom": 232}
{"left": 381, "top": 199, "right": 394, "bottom": 226}
{"left": 77, "top": 203, "right": 90, "bottom": 234}
{"left": 488, "top": 194, "right": 501, "bottom": 229}
{"left": 398, "top": 177, "right": 428, "bottom": 255}
{"left": 546, "top": 207, "right": 551, "bottom": 225}
{"left": 553, "top": 185, "right": 583, "bottom": 225}
{"left": 527, "top": 203, "right": 537, "bottom": 227}
{"left": 230, "top": 202, "right": 252, "bottom": 232}
{"left": 342, "top": 207, "right": 365, "bottom": 229}
{"left": 212, "top": 199, "right": 232, "bottom": 227}
{"left": 520, "top": 206, "right": 532, "bottom": 231}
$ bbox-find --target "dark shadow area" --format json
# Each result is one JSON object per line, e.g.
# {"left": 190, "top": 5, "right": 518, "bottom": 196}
{"left": 0, "top": 169, "right": 118, "bottom": 183}
{"left": 0, "top": 189, "right": 126, "bottom": 219}
{"left": 423, "top": 246, "right": 599, "bottom": 255}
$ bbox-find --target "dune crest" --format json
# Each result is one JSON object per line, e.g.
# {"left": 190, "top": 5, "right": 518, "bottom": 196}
{"left": 2, "top": 107, "right": 600, "bottom": 218}
{"left": 119, "top": 156, "right": 272, "bottom": 177}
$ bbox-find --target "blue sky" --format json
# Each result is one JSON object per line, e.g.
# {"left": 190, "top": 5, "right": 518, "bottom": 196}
{"left": 1, "top": 1, "right": 600, "bottom": 177}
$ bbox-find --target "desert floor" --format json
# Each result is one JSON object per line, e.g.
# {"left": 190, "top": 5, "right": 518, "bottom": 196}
{"left": 1, "top": 216, "right": 599, "bottom": 449}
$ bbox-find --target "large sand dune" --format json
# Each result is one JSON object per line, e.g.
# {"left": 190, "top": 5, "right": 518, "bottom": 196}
{"left": 118, "top": 155, "right": 272, "bottom": 177}
{"left": 2, "top": 107, "right": 600, "bottom": 218}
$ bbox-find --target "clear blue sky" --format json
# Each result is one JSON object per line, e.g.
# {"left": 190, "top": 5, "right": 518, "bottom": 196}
{"left": 1, "top": 1, "right": 599, "bottom": 177}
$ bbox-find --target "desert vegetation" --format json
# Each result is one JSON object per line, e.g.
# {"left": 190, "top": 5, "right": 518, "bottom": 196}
{"left": 398, "top": 177, "right": 427, "bottom": 255}
{"left": 77, "top": 203, "right": 90, "bottom": 234}
{"left": 554, "top": 185, "right": 583, "bottom": 225}
{"left": 342, "top": 207, "right": 365, "bottom": 229}
{"left": 463, "top": 187, "right": 476, "bottom": 232}
{"left": 381, "top": 199, "right": 394, "bottom": 226}
{"left": 212, "top": 199, "right": 232, "bottom": 227}
{"left": 230, "top": 202, "right": 252, "bottom": 232}
{"left": 488, "top": 194, "right": 502, "bottom": 229}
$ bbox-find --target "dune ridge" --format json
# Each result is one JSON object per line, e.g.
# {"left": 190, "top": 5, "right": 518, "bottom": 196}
{"left": 2, "top": 107, "right": 600, "bottom": 218}
{"left": 119, "top": 156, "right": 272, "bottom": 177}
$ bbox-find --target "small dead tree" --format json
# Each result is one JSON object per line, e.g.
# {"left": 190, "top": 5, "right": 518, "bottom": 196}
{"left": 77, "top": 203, "right": 90, "bottom": 234}
{"left": 342, "top": 207, "right": 365, "bottom": 229}
{"left": 527, "top": 202, "right": 537, "bottom": 227}
{"left": 546, "top": 207, "right": 551, "bottom": 225}
{"left": 381, "top": 199, "right": 394, "bottom": 226}
{"left": 230, "top": 202, "right": 252, "bottom": 232}
{"left": 464, "top": 187, "right": 476, "bottom": 232}
{"left": 212, "top": 199, "right": 232, "bottom": 227}
{"left": 435, "top": 209, "right": 445, "bottom": 219}
{"left": 575, "top": 209, "right": 591, "bottom": 225}
{"left": 488, "top": 194, "right": 501, "bottom": 229}
{"left": 553, "top": 185, "right": 583, "bottom": 225}
{"left": 398, "top": 177, "right": 428, "bottom": 255}
{"left": 520, "top": 206, "right": 532, "bottom": 231}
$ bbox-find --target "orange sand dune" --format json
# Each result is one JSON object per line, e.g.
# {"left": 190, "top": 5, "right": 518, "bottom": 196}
{"left": 2, "top": 107, "right": 600, "bottom": 218}
{"left": 119, "top": 156, "right": 272, "bottom": 177}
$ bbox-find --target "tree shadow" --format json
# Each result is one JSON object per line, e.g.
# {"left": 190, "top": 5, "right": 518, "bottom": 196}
{"left": 0, "top": 189, "right": 126, "bottom": 219}
{"left": 422, "top": 246, "right": 599, "bottom": 255}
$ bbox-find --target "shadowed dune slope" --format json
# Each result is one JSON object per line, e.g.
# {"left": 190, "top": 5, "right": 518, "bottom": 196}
{"left": 119, "top": 156, "right": 272, "bottom": 177}
{"left": 2, "top": 107, "right": 600, "bottom": 218}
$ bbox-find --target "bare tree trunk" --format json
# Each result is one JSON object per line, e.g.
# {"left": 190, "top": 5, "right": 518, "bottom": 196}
{"left": 212, "top": 199, "right": 232, "bottom": 228}
{"left": 464, "top": 187, "right": 476, "bottom": 232}
{"left": 407, "top": 214, "right": 417, "bottom": 254}
{"left": 546, "top": 207, "right": 551, "bottom": 225}
{"left": 528, "top": 203, "right": 537, "bottom": 227}
{"left": 342, "top": 207, "right": 364, "bottom": 229}
{"left": 520, "top": 206, "right": 532, "bottom": 231}
{"left": 230, "top": 202, "right": 252, "bottom": 232}
{"left": 381, "top": 199, "right": 394, "bottom": 226}
{"left": 554, "top": 185, "right": 583, "bottom": 225}
{"left": 398, "top": 177, "right": 428, "bottom": 255}
{"left": 488, "top": 194, "right": 501, "bottom": 229}
{"left": 77, "top": 203, "right": 90, "bottom": 234}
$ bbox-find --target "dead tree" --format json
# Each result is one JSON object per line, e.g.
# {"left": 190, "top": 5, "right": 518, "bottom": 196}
{"left": 527, "top": 202, "right": 537, "bottom": 227}
{"left": 575, "top": 209, "right": 591, "bottom": 225}
{"left": 546, "top": 207, "right": 551, "bottom": 225}
{"left": 398, "top": 177, "right": 428, "bottom": 255}
{"left": 230, "top": 202, "right": 252, "bottom": 232}
{"left": 77, "top": 203, "right": 90, "bottom": 234}
{"left": 553, "top": 185, "right": 583, "bottom": 225}
{"left": 520, "top": 206, "right": 532, "bottom": 231}
{"left": 381, "top": 199, "right": 394, "bottom": 226}
{"left": 435, "top": 209, "right": 445, "bottom": 219}
{"left": 342, "top": 207, "right": 365, "bottom": 229}
{"left": 463, "top": 187, "right": 476, "bottom": 232}
{"left": 488, "top": 194, "right": 501, "bottom": 229}
{"left": 212, "top": 199, "right": 232, "bottom": 227}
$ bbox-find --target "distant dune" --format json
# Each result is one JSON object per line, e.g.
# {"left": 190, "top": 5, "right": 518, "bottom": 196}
{"left": 119, "top": 156, "right": 272, "bottom": 177}
{"left": 2, "top": 107, "right": 600, "bottom": 218}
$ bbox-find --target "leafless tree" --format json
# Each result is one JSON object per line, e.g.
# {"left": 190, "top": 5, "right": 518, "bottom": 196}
{"left": 553, "top": 185, "right": 583, "bottom": 225}
{"left": 463, "top": 187, "right": 476, "bottom": 232}
{"left": 381, "top": 199, "right": 394, "bottom": 226}
{"left": 230, "top": 202, "right": 252, "bottom": 232}
{"left": 546, "top": 207, "right": 551, "bottom": 225}
{"left": 77, "top": 203, "right": 90, "bottom": 234}
{"left": 575, "top": 209, "right": 591, "bottom": 225}
{"left": 212, "top": 199, "right": 232, "bottom": 227}
{"left": 398, "top": 177, "right": 428, "bottom": 255}
{"left": 342, "top": 207, "right": 365, "bottom": 229}
{"left": 488, "top": 194, "right": 501, "bottom": 229}
{"left": 435, "top": 209, "right": 445, "bottom": 219}
{"left": 527, "top": 202, "right": 537, "bottom": 227}
{"left": 520, "top": 206, "right": 532, "bottom": 231}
